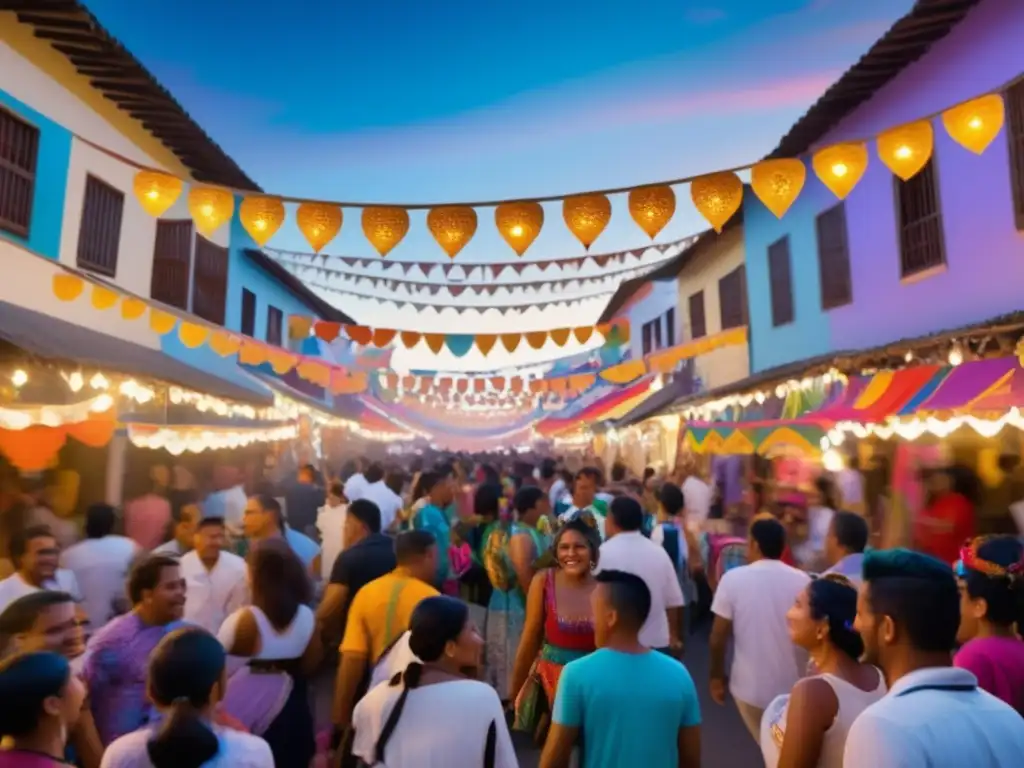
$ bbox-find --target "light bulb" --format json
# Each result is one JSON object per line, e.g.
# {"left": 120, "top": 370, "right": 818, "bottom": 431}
{"left": 68, "top": 372, "right": 84, "bottom": 392}
{"left": 948, "top": 347, "right": 963, "bottom": 366}
{"left": 510, "top": 225, "right": 523, "bottom": 237}
{"left": 894, "top": 145, "right": 913, "bottom": 160}
{"left": 89, "top": 373, "right": 109, "bottom": 390}
{"left": 201, "top": 204, "right": 214, "bottom": 217}
{"left": 11, "top": 369, "right": 27, "bottom": 388}
{"left": 831, "top": 162, "right": 848, "bottom": 178}
{"left": 968, "top": 116, "right": 982, "bottom": 130}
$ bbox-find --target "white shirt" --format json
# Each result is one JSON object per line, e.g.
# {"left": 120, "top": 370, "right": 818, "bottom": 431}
{"left": 151, "top": 539, "right": 185, "bottom": 557}
{"left": 316, "top": 503, "right": 347, "bottom": 581}
{"left": 361, "top": 481, "right": 403, "bottom": 532}
{"left": 370, "top": 630, "right": 419, "bottom": 689}
{"left": 218, "top": 604, "right": 315, "bottom": 659}
{"left": 180, "top": 550, "right": 249, "bottom": 635}
{"left": 344, "top": 473, "right": 369, "bottom": 502}
{"left": 711, "top": 559, "right": 811, "bottom": 708}
{"left": 548, "top": 478, "right": 566, "bottom": 510}
{"left": 843, "top": 667, "right": 1024, "bottom": 767}
{"left": 284, "top": 527, "right": 320, "bottom": 572}
{"left": 834, "top": 468, "right": 864, "bottom": 508}
{"left": 598, "top": 531, "right": 685, "bottom": 649}
{"left": 205, "top": 485, "right": 248, "bottom": 531}
{"left": 60, "top": 535, "right": 140, "bottom": 630}
{"left": 0, "top": 569, "right": 82, "bottom": 615}
{"left": 681, "top": 476, "right": 712, "bottom": 531}
{"left": 100, "top": 723, "right": 273, "bottom": 767}
{"left": 353, "top": 678, "right": 518, "bottom": 768}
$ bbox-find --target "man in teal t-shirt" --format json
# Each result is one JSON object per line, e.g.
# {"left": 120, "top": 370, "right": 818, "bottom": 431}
{"left": 412, "top": 469, "right": 454, "bottom": 587}
{"left": 543, "top": 569, "right": 702, "bottom": 768}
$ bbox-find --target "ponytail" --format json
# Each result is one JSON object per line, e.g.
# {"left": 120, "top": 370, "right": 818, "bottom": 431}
{"left": 146, "top": 697, "right": 219, "bottom": 768}
{"left": 374, "top": 662, "right": 423, "bottom": 763}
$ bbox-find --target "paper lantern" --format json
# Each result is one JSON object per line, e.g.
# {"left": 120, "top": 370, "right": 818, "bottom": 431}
{"left": 942, "top": 94, "right": 1005, "bottom": 155}
{"left": 877, "top": 120, "right": 933, "bottom": 181}
{"left": 495, "top": 202, "right": 543, "bottom": 256}
{"left": 188, "top": 187, "right": 234, "bottom": 237}
{"left": 52, "top": 274, "right": 84, "bottom": 302}
{"left": 361, "top": 206, "right": 410, "bottom": 257}
{"left": 239, "top": 195, "right": 285, "bottom": 246}
{"left": 690, "top": 172, "right": 742, "bottom": 233}
{"left": 811, "top": 143, "right": 868, "bottom": 200}
{"left": 563, "top": 194, "right": 611, "bottom": 250}
{"left": 296, "top": 202, "right": 343, "bottom": 252}
{"left": 628, "top": 185, "right": 676, "bottom": 239}
{"left": 750, "top": 159, "right": 806, "bottom": 219}
{"left": 427, "top": 206, "right": 478, "bottom": 259}
{"left": 133, "top": 171, "right": 183, "bottom": 217}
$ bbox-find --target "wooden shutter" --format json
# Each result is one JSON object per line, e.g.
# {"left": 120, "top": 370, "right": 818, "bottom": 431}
{"left": 240, "top": 288, "right": 257, "bottom": 336}
{"left": 718, "top": 265, "right": 747, "bottom": 330}
{"left": 768, "top": 237, "right": 794, "bottom": 327}
{"left": 192, "top": 235, "right": 228, "bottom": 326}
{"left": 1007, "top": 80, "right": 1024, "bottom": 230}
{"left": 816, "top": 203, "right": 852, "bottom": 309}
{"left": 688, "top": 291, "right": 706, "bottom": 339}
{"left": 665, "top": 307, "right": 676, "bottom": 347}
{"left": 0, "top": 107, "right": 39, "bottom": 238}
{"left": 896, "top": 160, "right": 945, "bottom": 278}
{"left": 150, "top": 219, "right": 192, "bottom": 310}
{"left": 77, "top": 175, "right": 124, "bottom": 277}
{"left": 266, "top": 305, "right": 283, "bottom": 346}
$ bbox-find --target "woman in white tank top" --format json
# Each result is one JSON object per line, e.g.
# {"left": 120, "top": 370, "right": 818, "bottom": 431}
{"left": 760, "top": 574, "right": 886, "bottom": 768}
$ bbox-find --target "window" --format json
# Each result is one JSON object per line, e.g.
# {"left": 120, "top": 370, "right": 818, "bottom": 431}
{"left": 718, "top": 265, "right": 748, "bottom": 330}
{"left": 240, "top": 288, "right": 256, "bottom": 336}
{"left": 896, "top": 159, "right": 945, "bottom": 278}
{"left": 768, "top": 237, "right": 794, "bottom": 327}
{"left": 150, "top": 220, "right": 192, "bottom": 310}
{"left": 688, "top": 291, "right": 706, "bottom": 339}
{"left": 266, "top": 305, "right": 283, "bottom": 346}
{"left": 76, "top": 175, "right": 124, "bottom": 276}
{"left": 1007, "top": 80, "right": 1024, "bottom": 230}
{"left": 641, "top": 318, "right": 663, "bottom": 355}
{"left": 664, "top": 307, "right": 676, "bottom": 347}
{"left": 816, "top": 203, "right": 852, "bottom": 309}
{"left": 192, "top": 235, "right": 228, "bottom": 326}
{"left": 0, "top": 107, "right": 39, "bottom": 238}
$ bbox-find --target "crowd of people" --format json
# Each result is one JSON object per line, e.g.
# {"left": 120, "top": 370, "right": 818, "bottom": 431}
{"left": 0, "top": 451, "right": 1022, "bottom": 767}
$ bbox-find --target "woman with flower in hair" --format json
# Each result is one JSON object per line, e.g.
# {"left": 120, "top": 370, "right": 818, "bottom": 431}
{"left": 760, "top": 574, "right": 885, "bottom": 768}
{"left": 954, "top": 535, "right": 1024, "bottom": 714}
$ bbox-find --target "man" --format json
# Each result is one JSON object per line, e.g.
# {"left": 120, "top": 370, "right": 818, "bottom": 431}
{"left": 604, "top": 462, "right": 631, "bottom": 498}
{"left": 359, "top": 463, "right": 402, "bottom": 533}
{"left": 284, "top": 463, "right": 326, "bottom": 540}
{"left": 600, "top": 496, "right": 685, "bottom": 656}
{"left": 509, "top": 486, "right": 551, "bottom": 595}
{"left": 202, "top": 463, "right": 248, "bottom": 538}
{"left": 0, "top": 525, "right": 82, "bottom": 614}
{"left": 317, "top": 499, "right": 396, "bottom": 643}
{"left": 680, "top": 460, "right": 712, "bottom": 533}
{"left": 709, "top": 516, "right": 810, "bottom": 740}
{"left": 180, "top": 517, "right": 248, "bottom": 634}
{"left": 343, "top": 459, "right": 368, "bottom": 502}
{"left": 243, "top": 493, "right": 320, "bottom": 574}
{"left": 541, "top": 570, "right": 700, "bottom": 768}
{"left": 152, "top": 493, "right": 200, "bottom": 556}
{"left": 845, "top": 549, "right": 1024, "bottom": 766}
{"left": 332, "top": 530, "right": 439, "bottom": 743}
{"left": 822, "top": 510, "right": 869, "bottom": 585}
{"left": 23, "top": 473, "right": 78, "bottom": 550}
{"left": 82, "top": 554, "right": 186, "bottom": 745}
{"left": 315, "top": 481, "right": 348, "bottom": 583}
{"left": 556, "top": 467, "right": 608, "bottom": 539}
{"left": 60, "top": 503, "right": 140, "bottom": 632}
{"left": 412, "top": 471, "right": 454, "bottom": 587}
{"left": 123, "top": 465, "right": 172, "bottom": 550}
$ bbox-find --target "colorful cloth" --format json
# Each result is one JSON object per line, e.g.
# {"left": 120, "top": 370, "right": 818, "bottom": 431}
{"left": 413, "top": 503, "right": 451, "bottom": 585}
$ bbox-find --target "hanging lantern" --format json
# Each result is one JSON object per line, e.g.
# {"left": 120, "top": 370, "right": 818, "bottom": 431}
{"left": 133, "top": 171, "right": 183, "bottom": 217}
{"left": 562, "top": 194, "right": 611, "bottom": 250}
{"left": 361, "top": 206, "right": 410, "bottom": 257}
{"left": 811, "top": 143, "right": 868, "bottom": 200}
{"left": 750, "top": 159, "right": 806, "bottom": 219}
{"left": 427, "top": 206, "right": 478, "bottom": 259}
{"left": 628, "top": 185, "right": 676, "bottom": 239}
{"left": 239, "top": 195, "right": 285, "bottom": 247}
{"left": 942, "top": 94, "right": 1005, "bottom": 155}
{"left": 690, "top": 172, "right": 742, "bottom": 233}
{"left": 296, "top": 202, "right": 343, "bottom": 252}
{"left": 495, "top": 202, "right": 543, "bottom": 256}
{"left": 188, "top": 187, "right": 234, "bottom": 237}
{"left": 877, "top": 120, "right": 933, "bottom": 181}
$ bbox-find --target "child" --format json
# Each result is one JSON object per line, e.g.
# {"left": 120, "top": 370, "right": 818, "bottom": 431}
{"left": 445, "top": 528, "right": 472, "bottom": 597}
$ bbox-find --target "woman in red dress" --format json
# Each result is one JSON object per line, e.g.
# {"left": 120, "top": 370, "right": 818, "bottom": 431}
{"left": 915, "top": 467, "right": 975, "bottom": 565}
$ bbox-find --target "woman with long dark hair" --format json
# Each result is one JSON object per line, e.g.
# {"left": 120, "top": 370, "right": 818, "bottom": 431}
{"left": 217, "top": 539, "right": 321, "bottom": 767}
{"left": 99, "top": 629, "right": 271, "bottom": 768}
{"left": 351, "top": 595, "right": 517, "bottom": 767}
{"left": 759, "top": 574, "right": 885, "bottom": 768}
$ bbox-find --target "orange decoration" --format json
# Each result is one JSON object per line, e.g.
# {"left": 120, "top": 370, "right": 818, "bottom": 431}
{"left": 372, "top": 328, "right": 397, "bottom": 347}
{"left": 549, "top": 378, "right": 569, "bottom": 395}
{"left": 296, "top": 202, "right": 343, "bottom": 253}
{"left": 628, "top": 185, "right": 676, "bottom": 239}
{"left": 562, "top": 194, "right": 611, "bottom": 250}
{"left": 52, "top": 274, "right": 84, "bottom": 302}
{"left": 495, "top": 201, "right": 544, "bottom": 256}
{"left": 525, "top": 332, "right": 547, "bottom": 350}
{"left": 120, "top": 297, "right": 147, "bottom": 320}
{"left": 289, "top": 315, "right": 313, "bottom": 341}
{"left": 345, "top": 325, "right": 374, "bottom": 346}
{"left": 402, "top": 376, "right": 417, "bottom": 390}
{"left": 490, "top": 377, "right": 506, "bottom": 391}
{"left": 750, "top": 159, "right": 806, "bottom": 219}
{"left": 690, "top": 171, "right": 743, "bottom": 233}
{"left": 474, "top": 379, "right": 486, "bottom": 393}
{"left": 239, "top": 340, "right": 270, "bottom": 366}
{"left": 427, "top": 206, "right": 478, "bottom": 259}
{"left": 501, "top": 334, "right": 521, "bottom": 353}
{"left": 600, "top": 360, "right": 648, "bottom": 384}
{"left": 549, "top": 328, "right": 571, "bottom": 347}
{"left": 268, "top": 350, "right": 298, "bottom": 375}
{"left": 569, "top": 373, "right": 596, "bottom": 391}
{"left": 314, "top": 322, "right": 341, "bottom": 342}
{"left": 573, "top": 326, "right": 594, "bottom": 345}
{"left": 178, "top": 322, "right": 209, "bottom": 349}
{"left": 91, "top": 285, "right": 119, "bottom": 310}
{"left": 297, "top": 360, "right": 331, "bottom": 386}
{"left": 148, "top": 309, "right": 176, "bottom": 335}
{"left": 424, "top": 334, "right": 446, "bottom": 354}
{"left": 65, "top": 417, "right": 116, "bottom": 449}
{"left": 209, "top": 332, "right": 242, "bottom": 357}
{"left": 456, "top": 380, "right": 469, "bottom": 394}
{"left": 509, "top": 378, "right": 524, "bottom": 393}
{"left": 362, "top": 206, "right": 410, "bottom": 257}
{"left": 239, "top": 195, "right": 285, "bottom": 246}
{"left": 400, "top": 331, "right": 422, "bottom": 348}
{"left": 0, "top": 426, "right": 68, "bottom": 472}
{"left": 530, "top": 380, "right": 547, "bottom": 394}
{"left": 475, "top": 335, "right": 497, "bottom": 356}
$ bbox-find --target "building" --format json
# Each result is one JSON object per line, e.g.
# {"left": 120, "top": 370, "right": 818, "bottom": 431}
{"left": 743, "top": 0, "right": 1023, "bottom": 373}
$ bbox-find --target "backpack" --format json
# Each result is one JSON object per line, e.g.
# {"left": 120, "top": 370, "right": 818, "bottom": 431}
{"left": 483, "top": 523, "right": 516, "bottom": 592}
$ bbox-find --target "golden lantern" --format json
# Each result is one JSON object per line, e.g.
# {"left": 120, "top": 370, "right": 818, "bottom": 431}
{"left": 942, "top": 94, "right": 1005, "bottom": 155}
{"left": 877, "top": 120, "right": 933, "bottom": 181}
{"left": 690, "top": 172, "right": 742, "bottom": 233}
{"left": 811, "top": 143, "right": 868, "bottom": 200}
{"left": 239, "top": 195, "right": 285, "bottom": 247}
{"left": 133, "top": 171, "right": 183, "bottom": 217}
{"left": 427, "top": 206, "right": 478, "bottom": 259}
{"left": 495, "top": 202, "right": 543, "bottom": 256}
{"left": 628, "top": 185, "right": 676, "bottom": 239}
{"left": 361, "top": 206, "right": 410, "bottom": 257}
{"left": 296, "top": 202, "right": 343, "bottom": 252}
{"left": 562, "top": 194, "right": 611, "bottom": 250}
{"left": 750, "top": 159, "right": 806, "bottom": 219}
{"left": 188, "top": 187, "right": 234, "bottom": 237}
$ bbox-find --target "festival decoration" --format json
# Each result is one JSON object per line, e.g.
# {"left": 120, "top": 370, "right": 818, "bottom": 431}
{"left": 132, "top": 171, "right": 183, "bottom": 217}
{"left": 812, "top": 143, "right": 869, "bottom": 200}
{"left": 239, "top": 195, "right": 286, "bottom": 246}
{"left": 188, "top": 186, "right": 234, "bottom": 237}
{"left": 942, "top": 94, "right": 1005, "bottom": 155}
{"left": 495, "top": 202, "right": 544, "bottom": 256}
{"left": 690, "top": 172, "right": 743, "bottom": 233}
{"left": 877, "top": 120, "right": 934, "bottom": 181}
{"left": 295, "top": 202, "right": 343, "bottom": 253}
{"left": 750, "top": 159, "right": 806, "bottom": 219}
{"left": 426, "top": 206, "right": 478, "bottom": 259}
{"left": 628, "top": 185, "right": 676, "bottom": 239}
{"left": 361, "top": 206, "right": 410, "bottom": 257}
{"left": 563, "top": 194, "right": 611, "bottom": 250}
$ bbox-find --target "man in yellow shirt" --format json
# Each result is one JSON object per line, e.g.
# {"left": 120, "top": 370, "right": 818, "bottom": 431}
{"left": 332, "top": 529, "right": 439, "bottom": 743}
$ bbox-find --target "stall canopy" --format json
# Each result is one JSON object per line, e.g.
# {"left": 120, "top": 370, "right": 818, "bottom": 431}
{"left": 536, "top": 377, "right": 655, "bottom": 437}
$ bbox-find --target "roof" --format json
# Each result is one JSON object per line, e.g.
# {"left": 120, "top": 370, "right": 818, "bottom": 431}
{"left": 769, "top": 0, "right": 981, "bottom": 159}
{"left": 3, "top": 0, "right": 260, "bottom": 190}
{"left": 244, "top": 250, "right": 355, "bottom": 324}
{"left": 0, "top": 301, "right": 273, "bottom": 405}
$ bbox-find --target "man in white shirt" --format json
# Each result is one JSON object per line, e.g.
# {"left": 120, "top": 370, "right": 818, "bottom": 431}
{"left": 681, "top": 472, "right": 712, "bottom": 533}
{"left": 360, "top": 464, "right": 402, "bottom": 533}
{"left": 180, "top": 517, "right": 248, "bottom": 634}
{"left": 60, "top": 503, "right": 140, "bottom": 632}
{"left": 203, "top": 466, "right": 248, "bottom": 537}
{"left": 343, "top": 461, "right": 369, "bottom": 503}
{"left": 709, "top": 516, "right": 810, "bottom": 740}
{"left": 316, "top": 481, "right": 348, "bottom": 582}
{"left": 0, "top": 525, "right": 82, "bottom": 615}
{"left": 152, "top": 495, "right": 201, "bottom": 557}
{"left": 844, "top": 549, "right": 1024, "bottom": 767}
{"left": 598, "top": 496, "right": 685, "bottom": 655}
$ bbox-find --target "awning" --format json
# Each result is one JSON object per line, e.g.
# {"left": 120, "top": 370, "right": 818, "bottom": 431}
{"left": 535, "top": 378, "right": 654, "bottom": 437}
{"left": 0, "top": 301, "right": 272, "bottom": 406}
{"left": 804, "top": 365, "right": 945, "bottom": 425}
{"left": 901, "top": 357, "right": 1018, "bottom": 415}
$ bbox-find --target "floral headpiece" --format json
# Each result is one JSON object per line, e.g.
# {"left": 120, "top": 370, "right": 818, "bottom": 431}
{"left": 955, "top": 536, "right": 1024, "bottom": 580}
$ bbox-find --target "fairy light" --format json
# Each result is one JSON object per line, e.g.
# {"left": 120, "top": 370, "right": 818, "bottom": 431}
{"left": 682, "top": 369, "right": 845, "bottom": 422}
{"left": 89, "top": 373, "right": 108, "bottom": 390}
{"left": 10, "top": 370, "right": 27, "bottom": 388}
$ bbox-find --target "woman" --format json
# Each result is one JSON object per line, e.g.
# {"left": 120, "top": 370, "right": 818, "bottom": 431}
{"left": 100, "top": 629, "right": 272, "bottom": 768}
{"left": 510, "top": 517, "right": 598, "bottom": 743}
{"left": 915, "top": 467, "right": 975, "bottom": 565}
{"left": 218, "top": 540, "right": 321, "bottom": 768}
{"left": 797, "top": 476, "right": 838, "bottom": 572}
{"left": 760, "top": 575, "right": 885, "bottom": 768}
{"left": 954, "top": 535, "right": 1024, "bottom": 714}
{"left": 351, "top": 596, "right": 517, "bottom": 767}
{"left": 0, "top": 651, "right": 86, "bottom": 767}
